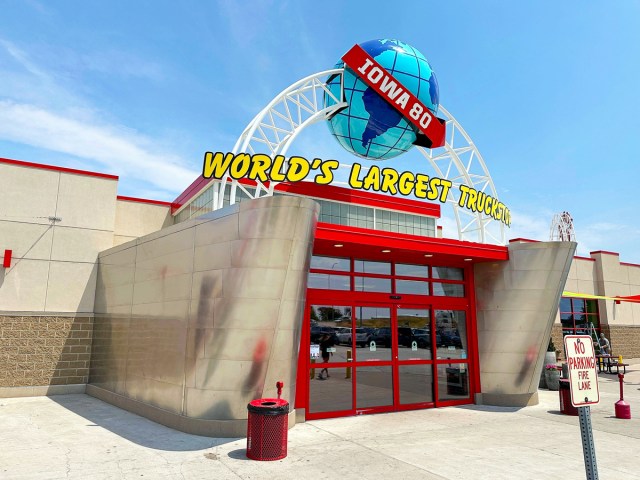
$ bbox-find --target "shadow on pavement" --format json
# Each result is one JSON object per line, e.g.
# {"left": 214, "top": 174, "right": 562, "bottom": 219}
{"left": 458, "top": 404, "right": 522, "bottom": 413}
{"left": 227, "top": 448, "right": 252, "bottom": 461}
{"left": 50, "top": 394, "right": 239, "bottom": 451}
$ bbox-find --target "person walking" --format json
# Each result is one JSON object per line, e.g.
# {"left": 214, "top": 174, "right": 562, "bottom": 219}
{"left": 318, "top": 333, "right": 334, "bottom": 380}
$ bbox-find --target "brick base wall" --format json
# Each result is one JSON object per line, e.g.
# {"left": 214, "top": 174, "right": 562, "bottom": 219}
{"left": 550, "top": 326, "right": 566, "bottom": 360}
{"left": 602, "top": 325, "right": 640, "bottom": 359}
{"left": 0, "top": 316, "right": 93, "bottom": 388}
{"left": 551, "top": 324, "right": 640, "bottom": 360}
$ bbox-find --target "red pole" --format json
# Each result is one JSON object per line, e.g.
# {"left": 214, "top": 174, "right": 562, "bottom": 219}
{"left": 615, "top": 373, "right": 631, "bottom": 419}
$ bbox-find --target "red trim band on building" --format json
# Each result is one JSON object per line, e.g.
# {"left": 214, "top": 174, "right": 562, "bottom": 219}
{"left": 314, "top": 223, "right": 509, "bottom": 263}
{"left": 341, "top": 44, "right": 446, "bottom": 148}
{"left": 0, "top": 157, "right": 119, "bottom": 180}
{"left": 117, "top": 196, "right": 173, "bottom": 207}
{"left": 574, "top": 256, "right": 596, "bottom": 262}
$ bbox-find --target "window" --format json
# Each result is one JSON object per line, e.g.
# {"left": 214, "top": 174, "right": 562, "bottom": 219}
{"left": 354, "top": 260, "right": 391, "bottom": 275}
{"left": 174, "top": 182, "right": 437, "bottom": 237}
{"left": 559, "top": 297, "right": 600, "bottom": 336}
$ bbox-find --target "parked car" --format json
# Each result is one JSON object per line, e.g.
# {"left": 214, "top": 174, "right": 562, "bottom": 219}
{"left": 412, "top": 328, "right": 431, "bottom": 348}
{"left": 310, "top": 326, "right": 339, "bottom": 344}
{"left": 335, "top": 328, "right": 352, "bottom": 345}
{"left": 370, "top": 327, "right": 413, "bottom": 348}
{"left": 439, "top": 331, "right": 462, "bottom": 348}
{"left": 336, "top": 327, "right": 372, "bottom": 347}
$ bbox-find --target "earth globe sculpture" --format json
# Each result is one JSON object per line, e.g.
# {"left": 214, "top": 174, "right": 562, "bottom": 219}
{"left": 217, "top": 39, "right": 505, "bottom": 244}
{"left": 324, "top": 38, "right": 440, "bottom": 160}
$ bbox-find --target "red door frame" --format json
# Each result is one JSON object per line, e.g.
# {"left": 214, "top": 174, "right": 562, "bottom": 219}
{"left": 298, "top": 274, "right": 479, "bottom": 419}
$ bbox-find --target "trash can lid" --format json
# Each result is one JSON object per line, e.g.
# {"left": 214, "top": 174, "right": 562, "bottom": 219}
{"left": 248, "top": 398, "right": 289, "bottom": 415}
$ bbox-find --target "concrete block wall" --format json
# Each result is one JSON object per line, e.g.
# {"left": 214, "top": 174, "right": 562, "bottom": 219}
{"left": 0, "top": 159, "right": 173, "bottom": 394}
{"left": 0, "top": 316, "right": 92, "bottom": 395}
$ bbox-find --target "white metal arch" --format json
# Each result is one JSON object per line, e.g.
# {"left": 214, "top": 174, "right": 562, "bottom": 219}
{"left": 213, "top": 69, "right": 505, "bottom": 245}
{"left": 213, "top": 69, "right": 346, "bottom": 209}
{"left": 418, "top": 106, "right": 506, "bottom": 244}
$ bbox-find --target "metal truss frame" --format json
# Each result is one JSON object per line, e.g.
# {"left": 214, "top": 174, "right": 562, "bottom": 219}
{"left": 417, "top": 106, "right": 505, "bottom": 245}
{"left": 214, "top": 69, "right": 505, "bottom": 245}
{"left": 550, "top": 211, "right": 576, "bottom": 242}
{"left": 212, "top": 69, "right": 347, "bottom": 210}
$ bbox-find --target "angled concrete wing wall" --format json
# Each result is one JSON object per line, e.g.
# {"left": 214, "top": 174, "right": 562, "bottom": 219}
{"left": 90, "top": 196, "right": 319, "bottom": 437}
{"left": 474, "top": 241, "right": 576, "bottom": 407}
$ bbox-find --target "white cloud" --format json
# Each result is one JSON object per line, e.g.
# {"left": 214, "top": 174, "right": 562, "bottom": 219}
{"left": 507, "top": 209, "right": 552, "bottom": 242}
{"left": 0, "top": 101, "right": 197, "bottom": 192}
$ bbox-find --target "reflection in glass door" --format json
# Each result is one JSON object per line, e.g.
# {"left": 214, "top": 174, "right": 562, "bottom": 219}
{"left": 308, "top": 304, "right": 353, "bottom": 415}
{"left": 396, "top": 308, "right": 434, "bottom": 407}
{"left": 306, "top": 302, "right": 473, "bottom": 418}
{"left": 435, "top": 310, "right": 470, "bottom": 402}
{"left": 354, "top": 306, "right": 393, "bottom": 411}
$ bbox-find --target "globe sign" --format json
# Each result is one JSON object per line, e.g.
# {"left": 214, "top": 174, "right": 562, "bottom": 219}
{"left": 324, "top": 39, "right": 440, "bottom": 160}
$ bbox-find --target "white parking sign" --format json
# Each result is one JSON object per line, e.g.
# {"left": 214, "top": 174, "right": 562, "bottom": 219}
{"left": 564, "top": 335, "right": 600, "bottom": 407}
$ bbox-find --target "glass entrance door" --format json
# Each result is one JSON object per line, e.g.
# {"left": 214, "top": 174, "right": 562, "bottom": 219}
{"left": 306, "top": 302, "right": 473, "bottom": 418}
{"left": 396, "top": 307, "right": 434, "bottom": 407}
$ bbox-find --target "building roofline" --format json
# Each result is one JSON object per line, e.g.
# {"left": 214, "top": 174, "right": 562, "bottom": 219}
{"left": 116, "top": 196, "right": 172, "bottom": 207}
{"left": 590, "top": 250, "right": 620, "bottom": 256}
{"left": 0, "top": 157, "right": 119, "bottom": 181}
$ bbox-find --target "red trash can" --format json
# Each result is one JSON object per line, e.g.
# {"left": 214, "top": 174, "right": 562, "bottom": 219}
{"left": 559, "top": 379, "right": 578, "bottom": 416}
{"left": 246, "top": 398, "right": 289, "bottom": 461}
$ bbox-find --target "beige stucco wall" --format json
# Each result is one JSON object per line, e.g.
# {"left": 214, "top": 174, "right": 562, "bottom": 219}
{"left": 0, "top": 162, "right": 117, "bottom": 314}
{"left": 557, "top": 253, "right": 640, "bottom": 328}
{"left": 554, "top": 251, "right": 640, "bottom": 357}
{"left": 113, "top": 199, "right": 173, "bottom": 246}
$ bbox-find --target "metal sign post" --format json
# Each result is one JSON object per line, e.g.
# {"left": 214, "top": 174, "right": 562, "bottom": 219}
{"left": 564, "top": 335, "right": 600, "bottom": 480}
{"left": 578, "top": 406, "right": 599, "bottom": 480}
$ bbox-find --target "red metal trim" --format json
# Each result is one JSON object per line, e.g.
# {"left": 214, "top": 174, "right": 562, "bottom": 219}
{"left": 0, "top": 157, "right": 119, "bottom": 180}
{"left": 467, "top": 263, "right": 481, "bottom": 396}
{"left": 116, "top": 195, "right": 172, "bottom": 207}
{"left": 171, "top": 175, "right": 442, "bottom": 217}
{"left": 171, "top": 175, "right": 211, "bottom": 214}
{"left": 303, "top": 274, "right": 477, "bottom": 418}
{"left": 573, "top": 256, "right": 596, "bottom": 262}
{"left": 508, "top": 238, "right": 540, "bottom": 243}
{"left": 3, "top": 249, "right": 12, "bottom": 268}
{"left": 295, "top": 301, "right": 311, "bottom": 410}
{"left": 590, "top": 250, "right": 619, "bottom": 256}
{"left": 315, "top": 223, "right": 509, "bottom": 262}
{"left": 621, "top": 262, "right": 640, "bottom": 268}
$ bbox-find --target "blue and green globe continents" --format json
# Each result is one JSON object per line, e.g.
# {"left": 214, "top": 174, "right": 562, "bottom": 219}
{"left": 324, "top": 39, "right": 440, "bottom": 160}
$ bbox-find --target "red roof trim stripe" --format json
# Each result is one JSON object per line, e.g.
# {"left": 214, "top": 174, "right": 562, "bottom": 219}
{"left": 0, "top": 157, "right": 119, "bottom": 180}
{"left": 590, "top": 250, "right": 619, "bottom": 256}
{"left": 621, "top": 262, "right": 640, "bottom": 268}
{"left": 116, "top": 196, "right": 172, "bottom": 207}
{"left": 573, "top": 256, "right": 596, "bottom": 262}
{"left": 508, "top": 238, "right": 540, "bottom": 243}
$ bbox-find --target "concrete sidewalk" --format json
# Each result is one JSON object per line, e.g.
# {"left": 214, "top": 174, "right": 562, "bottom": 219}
{"left": 1, "top": 361, "right": 638, "bottom": 480}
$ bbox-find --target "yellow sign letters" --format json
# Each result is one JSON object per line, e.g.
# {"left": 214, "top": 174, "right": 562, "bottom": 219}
{"left": 202, "top": 151, "right": 511, "bottom": 227}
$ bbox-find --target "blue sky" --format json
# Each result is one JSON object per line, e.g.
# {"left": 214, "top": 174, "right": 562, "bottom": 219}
{"left": 1, "top": 1, "right": 639, "bottom": 262}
